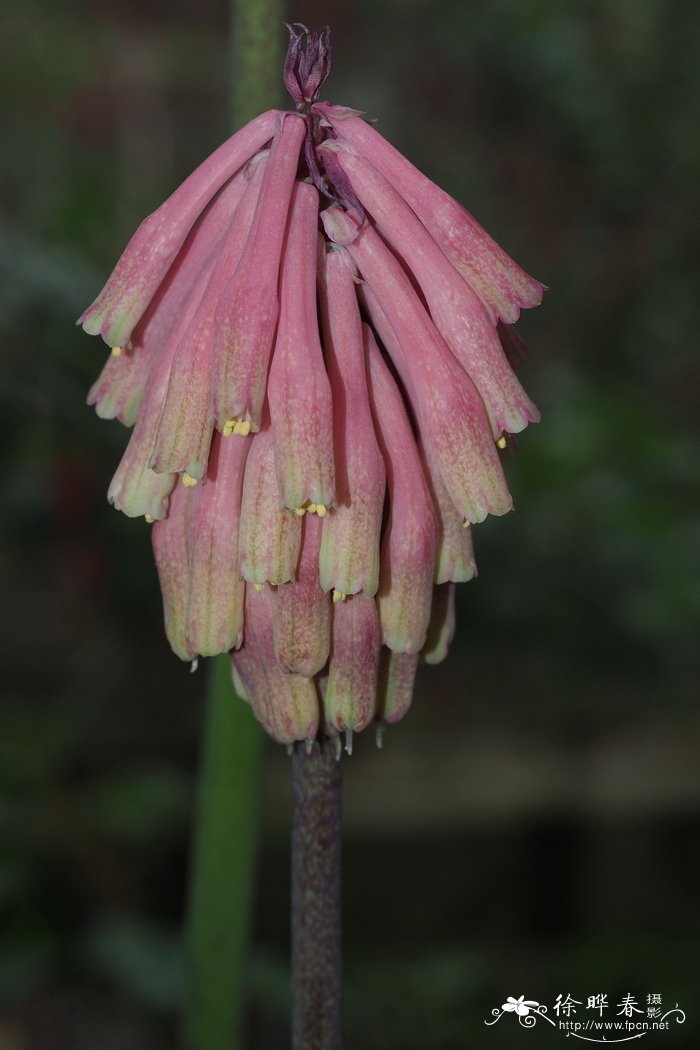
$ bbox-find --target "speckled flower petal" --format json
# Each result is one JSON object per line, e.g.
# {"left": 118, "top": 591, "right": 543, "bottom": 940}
{"left": 275, "top": 512, "right": 331, "bottom": 677}
{"left": 325, "top": 143, "right": 539, "bottom": 437}
{"left": 185, "top": 431, "right": 250, "bottom": 656}
{"left": 235, "top": 583, "right": 320, "bottom": 744}
{"left": 239, "top": 428, "right": 302, "bottom": 586}
{"left": 212, "top": 114, "right": 306, "bottom": 432}
{"left": 323, "top": 207, "right": 512, "bottom": 525}
{"left": 324, "top": 593, "right": 380, "bottom": 734}
{"left": 79, "top": 109, "right": 281, "bottom": 348}
{"left": 107, "top": 261, "right": 214, "bottom": 518}
{"left": 268, "top": 183, "right": 335, "bottom": 512}
{"left": 151, "top": 479, "right": 196, "bottom": 661}
{"left": 149, "top": 155, "right": 266, "bottom": 480}
{"left": 87, "top": 345, "right": 151, "bottom": 427}
{"left": 316, "top": 103, "right": 545, "bottom": 324}
{"left": 377, "top": 649, "right": 419, "bottom": 724}
{"left": 317, "top": 245, "right": 385, "bottom": 597}
{"left": 364, "top": 325, "right": 438, "bottom": 650}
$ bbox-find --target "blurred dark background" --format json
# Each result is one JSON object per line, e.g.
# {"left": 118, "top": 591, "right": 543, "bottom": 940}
{"left": 1, "top": 0, "right": 699, "bottom": 1047}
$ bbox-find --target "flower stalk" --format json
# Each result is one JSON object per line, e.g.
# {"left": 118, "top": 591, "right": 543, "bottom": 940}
{"left": 291, "top": 740, "right": 343, "bottom": 1050}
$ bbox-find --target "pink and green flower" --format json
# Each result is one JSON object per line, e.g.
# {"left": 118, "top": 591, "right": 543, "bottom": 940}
{"left": 80, "top": 25, "right": 544, "bottom": 746}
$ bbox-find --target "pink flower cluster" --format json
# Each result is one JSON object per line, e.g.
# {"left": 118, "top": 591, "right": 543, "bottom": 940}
{"left": 80, "top": 27, "right": 544, "bottom": 747}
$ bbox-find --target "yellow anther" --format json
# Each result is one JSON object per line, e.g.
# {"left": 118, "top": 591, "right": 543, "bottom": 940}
{"left": 332, "top": 589, "right": 347, "bottom": 603}
{"left": 295, "top": 499, "right": 329, "bottom": 516}
{"left": 462, "top": 519, "right": 471, "bottom": 529}
{"left": 111, "top": 346, "right": 122, "bottom": 357}
{"left": 497, "top": 436, "right": 507, "bottom": 450}
{"left": 182, "top": 472, "right": 198, "bottom": 487}
{"left": 223, "top": 417, "right": 252, "bottom": 436}
{"left": 253, "top": 582, "right": 264, "bottom": 592}
{"left": 144, "top": 513, "right": 155, "bottom": 524}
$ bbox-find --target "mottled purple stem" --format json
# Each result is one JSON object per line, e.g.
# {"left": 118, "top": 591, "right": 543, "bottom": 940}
{"left": 291, "top": 740, "right": 343, "bottom": 1050}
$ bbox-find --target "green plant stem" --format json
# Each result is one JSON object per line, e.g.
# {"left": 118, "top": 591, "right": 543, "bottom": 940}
{"left": 231, "top": 0, "right": 285, "bottom": 128}
{"left": 291, "top": 740, "right": 343, "bottom": 1050}
{"left": 185, "top": 656, "right": 262, "bottom": 1050}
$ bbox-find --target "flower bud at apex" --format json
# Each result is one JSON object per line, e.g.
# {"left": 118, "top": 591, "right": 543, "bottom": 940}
{"left": 81, "top": 25, "right": 544, "bottom": 740}
{"left": 283, "top": 24, "right": 332, "bottom": 109}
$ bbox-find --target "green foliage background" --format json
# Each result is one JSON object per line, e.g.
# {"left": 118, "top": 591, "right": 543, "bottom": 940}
{"left": 1, "top": 0, "right": 698, "bottom": 1046}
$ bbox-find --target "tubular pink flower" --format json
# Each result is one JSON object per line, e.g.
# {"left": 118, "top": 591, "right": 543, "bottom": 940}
{"left": 347, "top": 257, "right": 512, "bottom": 526}
{"left": 87, "top": 171, "right": 248, "bottom": 426}
{"left": 79, "top": 109, "right": 281, "bottom": 348}
{"left": 421, "top": 440, "right": 478, "bottom": 585}
{"left": 185, "top": 431, "right": 249, "bottom": 657}
{"left": 378, "top": 650, "right": 419, "bottom": 725}
{"left": 324, "top": 594, "right": 381, "bottom": 735}
{"left": 422, "top": 583, "right": 457, "bottom": 665}
{"left": 323, "top": 142, "right": 540, "bottom": 437}
{"left": 151, "top": 478, "right": 196, "bottom": 662}
{"left": 149, "top": 155, "right": 266, "bottom": 481}
{"left": 323, "top": 206, "right": 512, "bottom": 524}
{"left": 364, "top": 325, "right": 438, "bottom": 651}
{"left": 317, "top": 246, "right": 385, "bottom": 598}
{"left": 234, "top": 583, "right": 320, "bottom": 744}
{"left": 88, "top": 345, "right": 151, "bottom": 427}
{"left": 82, "top": 26, "right": 545, "bottom": 746}
{"left": 268, "top": 183, "right": 335, "bottom": 512}
{"left": 275, "top": 512, "right": 331, "bottom": 677}
{"left": 107, "top": 445, "right": 176, "bottom": 522}
{"left": 360, "top": 287, "right": 477, "bottom": 583}
{"left": 129, "top": 171, "right": 251, "bottom": 352}
{"left": 107, "top": 261, "right": 215, "bottom": 520}
{"left": 212, "top": 114, "right": 306, "bottom": 432}
{"left": 316, "top": 102, "right": 545, "bottom": 325}
{"left": 238, "top": 428, "right": 302, "bottom": 586}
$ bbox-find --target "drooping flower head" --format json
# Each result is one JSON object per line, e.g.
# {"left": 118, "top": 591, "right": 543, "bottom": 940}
{"left": 80, "top": 25, "right": 545, "bottom": 750}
